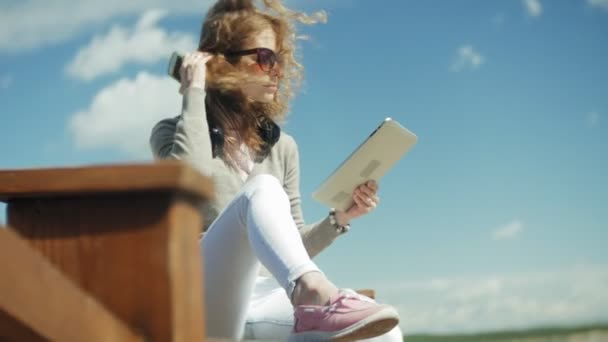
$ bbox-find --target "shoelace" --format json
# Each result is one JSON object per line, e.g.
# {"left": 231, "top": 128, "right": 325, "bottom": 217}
{"left": 343, "top": 289, "right": 375, "bottom": 302}
{"left": 322, "top": 291, "right": 361, "bottom": 314}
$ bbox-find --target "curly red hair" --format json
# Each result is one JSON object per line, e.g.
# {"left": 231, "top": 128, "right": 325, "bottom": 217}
{"left": 197, "top": 0, "right": 326, "bottom": 154}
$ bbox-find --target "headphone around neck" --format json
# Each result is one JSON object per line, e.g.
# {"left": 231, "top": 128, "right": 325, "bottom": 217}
{"left": 208, "top": 115, "right": 281, "bottom": 162}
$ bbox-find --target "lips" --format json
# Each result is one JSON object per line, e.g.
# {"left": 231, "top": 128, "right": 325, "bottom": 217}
{"left": 264, "top": 84, "right": 278, "bottom": 92}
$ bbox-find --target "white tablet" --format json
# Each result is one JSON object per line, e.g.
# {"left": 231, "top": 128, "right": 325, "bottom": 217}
{"left": 312, "top": 118, "right": 418, "bottom": 211}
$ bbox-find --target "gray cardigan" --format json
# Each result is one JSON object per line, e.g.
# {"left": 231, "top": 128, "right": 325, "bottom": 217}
{"left": 149, "top": 87, "right": 340, "bottom": 258}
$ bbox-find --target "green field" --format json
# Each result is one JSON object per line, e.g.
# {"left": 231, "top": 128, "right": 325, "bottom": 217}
{"left": 403, "top": 323, "right": 608, "bottom": 342}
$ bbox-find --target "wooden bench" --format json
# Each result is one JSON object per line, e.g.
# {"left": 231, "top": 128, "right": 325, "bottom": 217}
{"left": 0, "top": 162, "right": 213, "bottom": 341}
{"left": 0, "top": 162, "right": 375, "bottom": 341}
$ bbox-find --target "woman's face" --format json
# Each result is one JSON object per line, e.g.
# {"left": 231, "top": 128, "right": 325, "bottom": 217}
{"left": 237, "top": 27, "right": 280, "bottom": 103}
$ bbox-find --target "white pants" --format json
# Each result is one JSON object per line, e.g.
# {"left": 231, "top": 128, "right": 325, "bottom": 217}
{"left": 201, "top": 174, "right": 402, "bottom": 341}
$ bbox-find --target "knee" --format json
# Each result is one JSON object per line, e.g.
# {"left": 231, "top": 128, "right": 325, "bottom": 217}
{"left": 246, "top": 174, "right": 283, "bottom": 194}
{"left": 241, "top": 174, "right": 289, "bottom": 211}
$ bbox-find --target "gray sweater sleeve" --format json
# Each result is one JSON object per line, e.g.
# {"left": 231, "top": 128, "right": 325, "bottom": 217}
{"left": 283, "top": 136, "right": 341, "bottom": 258}
{"left": 149, "top": 88, "right": 214, "bottom": 177}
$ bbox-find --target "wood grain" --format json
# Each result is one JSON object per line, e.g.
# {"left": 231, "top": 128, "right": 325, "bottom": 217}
{"left": 2, "top": 163, "right": 212, "bottom": 341}
{"left": 0, "top": 161, "right": 214, "bottom": 202}
{"left": 0, "top": 228, "right": 142, "bottom": 342}
{"left": 7, "top": 193, "right": 206, "bottom": 341}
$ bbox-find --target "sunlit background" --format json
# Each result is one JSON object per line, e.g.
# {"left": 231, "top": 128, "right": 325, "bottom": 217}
{"left": 1, "top": 0, "right": 607, "bottom": 336}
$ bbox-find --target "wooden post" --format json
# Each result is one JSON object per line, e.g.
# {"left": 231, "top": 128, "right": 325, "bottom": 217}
{"left": 0, "top": 162, "right": 213, "bottom": 341}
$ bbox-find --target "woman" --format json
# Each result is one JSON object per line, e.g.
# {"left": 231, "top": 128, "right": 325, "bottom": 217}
{"left": 150, "top": 0, "right": 403, "bottom": 340}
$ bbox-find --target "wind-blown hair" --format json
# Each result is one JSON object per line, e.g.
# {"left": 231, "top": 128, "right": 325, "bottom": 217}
{"left": 198, "top": 0, "right": 326, "bottom": 155}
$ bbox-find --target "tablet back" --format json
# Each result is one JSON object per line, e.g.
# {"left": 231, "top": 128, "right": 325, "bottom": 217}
{"left": 312, "top": 118, "right": 418, "bottom": 211}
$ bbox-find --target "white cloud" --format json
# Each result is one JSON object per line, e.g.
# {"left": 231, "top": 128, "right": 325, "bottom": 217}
{"left": 589, "top": 0, "right": 608, "bottom": 11}
{"left": 65, "top": 9, "right": 196, "bottom": 81}
{"left": 0, "top": 0, "right": 210, "bottom": 54}
{"left": 492, "top": 220, "right": 524, "bottom": 241}
{"left": 0, "top": 75, "right": 12, "bottom": 89}
{"left": 451, "top": 45, "right": 485, "bottom": 72}
{"left": 69, "top": 71, "right": 181, "bottom": 158}
{"left": 524, "top": 0, "right": 543, "bottom": 17}
{"left": 378, "top": 264, "right": 608, "bottom": 334}
{"left": 586, "top": 111, "right": 600, "bottom": 128}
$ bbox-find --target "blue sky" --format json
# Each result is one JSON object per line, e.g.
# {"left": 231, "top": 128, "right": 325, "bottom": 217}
{"left": 1, "top": 0, "right": 607, "bottom": 334}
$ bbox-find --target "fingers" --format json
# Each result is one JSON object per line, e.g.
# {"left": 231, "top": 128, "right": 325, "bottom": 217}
{"left": 356, "top": 180, "right": 379, "bottom": 197}
{"left": 179, "top": 51, "right": 213, "bottom": 91}
{"left": 183, "top": 52, "right": 213, "bottom": 67}
{"left": 366, "top": 180, "right": 378, "bottom": 192}
{"left": 182, "top": 53, "right": 199, "bottom": 83}
{"left": 197, "top": 51, "right": 214, "bottom": 61}
{"left": 354, "top": 187, "right": 379, "bottom": 202}
{"left": 352, "top": 193, "right": 367, "bottom": 211}
{"left": 353, "top": 194, "right": 379, "bottom": 213}
{"left": 353, "top": 190, "right": 379, "bottom": 210}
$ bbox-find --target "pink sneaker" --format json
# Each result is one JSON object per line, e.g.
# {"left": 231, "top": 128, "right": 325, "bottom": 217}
{"left": 289, "top": 289, "right": 399, "bottom": 341}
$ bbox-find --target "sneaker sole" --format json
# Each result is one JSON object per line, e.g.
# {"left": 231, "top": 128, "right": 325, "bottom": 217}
{"left": 289, "top": 306, "right": 399, "bottom": 342}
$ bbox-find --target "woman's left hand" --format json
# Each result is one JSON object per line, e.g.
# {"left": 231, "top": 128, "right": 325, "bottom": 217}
{"left": 334, "top": 180, "right": 380, "bottom": 226}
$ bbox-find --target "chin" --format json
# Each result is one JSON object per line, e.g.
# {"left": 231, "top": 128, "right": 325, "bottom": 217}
{"left": 254, "top": 93, "right": 275, "bottom": 103}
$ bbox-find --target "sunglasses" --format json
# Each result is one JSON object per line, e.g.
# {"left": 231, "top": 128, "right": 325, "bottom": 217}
{"left": 225, "top": 47, "right": 279, "bottom": 72}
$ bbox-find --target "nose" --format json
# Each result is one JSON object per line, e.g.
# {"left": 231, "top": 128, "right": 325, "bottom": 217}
{"left": 269, "top": 63, "right": 282, "bottom": 78}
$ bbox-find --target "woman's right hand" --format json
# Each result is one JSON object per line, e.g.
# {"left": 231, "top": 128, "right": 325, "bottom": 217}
{"left": 179, "top": 51, "right": 213, "bottom": 95}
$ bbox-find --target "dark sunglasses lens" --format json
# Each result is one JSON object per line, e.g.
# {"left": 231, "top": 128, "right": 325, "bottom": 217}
{"left": 258, "top": 49, "right": 276, "bottom": 71}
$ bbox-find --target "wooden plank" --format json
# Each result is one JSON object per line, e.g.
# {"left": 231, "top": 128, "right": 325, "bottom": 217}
{"left": 356, "top": 289, "right": 376, "bottom": 299}
{"left": 0, "top": 161, "right": 214, "bottom": 202}
{"left": 7, "top": 192, "right": 206, "bottom": 341}
{"left": 0, "top": 228, "right": 143, "bottom": 342}
{"left": 0, "top": 310, "right": 45, "bottom": 342}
